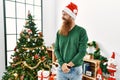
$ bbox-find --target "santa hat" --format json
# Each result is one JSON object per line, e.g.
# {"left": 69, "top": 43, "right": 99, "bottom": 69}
{"left": 107, "top": 52, "right": 117, "bottom": 71}
{"left": 63, "top": 2, "right": 78, "bottom": 20}
{"left": 111, "top": 52, "right": 115, "bottom": 59}
{"left": 108, "top": 52, "right": 116, "bottom": 65}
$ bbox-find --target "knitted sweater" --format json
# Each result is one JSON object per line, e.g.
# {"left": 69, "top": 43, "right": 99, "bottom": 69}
{"left": 54, "top": 25, "right": 88, "bottom": 67}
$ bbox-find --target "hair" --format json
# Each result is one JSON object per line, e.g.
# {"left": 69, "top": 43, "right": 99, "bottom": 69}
{"left": 59, "top": 17, "right": 73, "bottom": 36}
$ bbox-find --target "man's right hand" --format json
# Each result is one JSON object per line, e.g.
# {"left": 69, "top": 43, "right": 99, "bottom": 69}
{"left": 61, "top": 63, "right": 70, "bottom": 73}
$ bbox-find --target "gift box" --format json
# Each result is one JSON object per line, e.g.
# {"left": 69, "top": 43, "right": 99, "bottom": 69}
{"left": 38, "top": 70, "right": 50, "bottom": 80}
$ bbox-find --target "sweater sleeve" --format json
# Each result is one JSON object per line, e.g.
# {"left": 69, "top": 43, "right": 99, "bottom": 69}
{"left": 54, "top": 32, "right": 64, "bottom": 66}
{"left": 71, "top": 29, "right": 88, "bottom": 66}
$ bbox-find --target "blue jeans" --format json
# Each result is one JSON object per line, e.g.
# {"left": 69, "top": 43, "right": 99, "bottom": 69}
{"left": 56, "top": 66, "right": 82, "bottom": 80}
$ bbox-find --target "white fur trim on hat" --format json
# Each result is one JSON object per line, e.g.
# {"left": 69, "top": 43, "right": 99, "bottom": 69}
{"left": 63, "top": 7, "right": 76, "bottom": 20}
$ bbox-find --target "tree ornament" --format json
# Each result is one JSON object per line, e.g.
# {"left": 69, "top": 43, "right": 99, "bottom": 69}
{"left": 26, "top": 49, "right": 30, "bottom": 52}
{"left": 41, "top": 46, "right": 44, "bottom": 50}
{"left": 32, "top": 50, "right": 35, "bottom": 52}
{"left": 20, "top": 75, "right": 24, "bottom": 80}
{"left": 33, "top": 43, "right": 35, "bottom": 46}
{"left": 38, "top": 32, "right": 43, "bottom": 37}
{"left": 23, "top": 45, "right": 26, "bottom": 47}
{"left": 16, "top": 49, "right": 19, "bottom": 52}
{"left": 32, "top": 56, "right": 34, "bottom": 60}
{"left": 34, "top": 54, "right": 39, "bottom": 59}
{"left": 27, "top": 38, "right": 30, "bottom": 42}
{"left": 28, "top": 29, "right": 32, "bottom": 34}
{"left": 41, "top": 56, "right": 45, "bottom": 61}
{"left": 34, "top": 34, "right": 38, "bottom": 37}
{"left": 13, "top": 73, "right": 18, "bottom": 79}
{"left": 34, "top": 38, "right": 37, "bottom": 42}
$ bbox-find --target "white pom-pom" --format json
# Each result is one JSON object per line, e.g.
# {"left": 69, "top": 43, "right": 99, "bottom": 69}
{"left": 73, "top": 9, "right": 78, "bottom": 14}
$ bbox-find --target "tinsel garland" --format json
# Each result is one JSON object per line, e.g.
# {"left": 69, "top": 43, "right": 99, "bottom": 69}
{"left": 12, "top": 59, "right": 50, "bottom": 70}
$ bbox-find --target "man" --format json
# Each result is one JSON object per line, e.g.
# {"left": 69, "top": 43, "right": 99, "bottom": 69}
{"left": 54, "top": 2, "right": 88, "bottom": 80}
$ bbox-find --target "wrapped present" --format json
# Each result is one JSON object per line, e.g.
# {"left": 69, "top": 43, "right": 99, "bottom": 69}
{"left": 38, "top": 70, "right": 50, "bottom": 80}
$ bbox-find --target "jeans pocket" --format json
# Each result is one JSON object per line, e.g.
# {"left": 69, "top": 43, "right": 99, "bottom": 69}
{"left": 74, "top": 66, "right": 82, "bottom": 75}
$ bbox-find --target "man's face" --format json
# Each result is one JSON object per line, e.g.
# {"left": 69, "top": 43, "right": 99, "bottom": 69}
{"left": 62, "top": 11, "right": 71, "bottom": 22}
{"left": 60, "top": 11, "right": 73, "bottom": 36}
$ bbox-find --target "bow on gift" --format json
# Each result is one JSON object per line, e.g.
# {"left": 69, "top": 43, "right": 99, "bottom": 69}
{"left": 38, "top": 71, "right": 49, "bottom": 80}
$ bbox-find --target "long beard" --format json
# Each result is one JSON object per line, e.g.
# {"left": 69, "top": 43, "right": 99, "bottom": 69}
{"left": 59, "top": 18, "right": 72, "bottom": 36}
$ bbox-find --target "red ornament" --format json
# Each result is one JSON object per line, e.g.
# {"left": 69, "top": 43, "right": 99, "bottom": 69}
{"left": 34, "top": 54, "right": 39, "bottom": 59}
{"left": 38, "top": 32, "right": 43, "bottom": 37}
{"left": 28, "top": 29, "right": 32, "bottom": 34}
{"left": 20, "top": 75, "right": 24, "bottom": 80}
{"left": 41, "top": 56, "right": 45, "bottom": 61}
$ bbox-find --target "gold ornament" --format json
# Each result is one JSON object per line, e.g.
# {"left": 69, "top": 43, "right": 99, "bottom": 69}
{"left": 13, "top": 73, "right": 18, "bottom": 79}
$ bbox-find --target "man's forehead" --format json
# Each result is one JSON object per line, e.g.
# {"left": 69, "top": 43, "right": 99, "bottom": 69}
{"left": 62, "top": 10, "right": 68, "bottom": 14}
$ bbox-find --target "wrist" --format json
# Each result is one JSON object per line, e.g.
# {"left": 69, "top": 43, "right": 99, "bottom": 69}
{"left": 68, "top": 62, "right": 74, "bottom": 67}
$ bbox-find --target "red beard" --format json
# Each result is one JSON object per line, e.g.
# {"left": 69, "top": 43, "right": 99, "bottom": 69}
{"left": 59, "top": 17, "right": 72, "bottom": 36}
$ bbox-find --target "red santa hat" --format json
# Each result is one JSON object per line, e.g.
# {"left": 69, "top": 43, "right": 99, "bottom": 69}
{"left": 111, "top": 52, "right": 115, "bottom": 59}
{"left": 108, "top": 52, "right": 116, "bottom": 65}
{"left": 107, "top": 52, "right": 117, "bottom": 71}
{"left": 63, "top": 2, "right": 78, "bottom": 20}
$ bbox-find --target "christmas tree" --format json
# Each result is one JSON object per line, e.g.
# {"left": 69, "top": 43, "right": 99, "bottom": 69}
{"left": 2, "top": 11, "right": 52, "bottom": 80}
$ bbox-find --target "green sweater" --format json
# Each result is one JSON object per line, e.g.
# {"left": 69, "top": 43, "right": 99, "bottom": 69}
{"left": 54, "top": 25, "right": 88, "bottom": 67}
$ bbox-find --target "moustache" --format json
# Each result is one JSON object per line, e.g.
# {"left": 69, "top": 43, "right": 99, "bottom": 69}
{"left": 62, "top": 17, "right": 67, "bottom": 21}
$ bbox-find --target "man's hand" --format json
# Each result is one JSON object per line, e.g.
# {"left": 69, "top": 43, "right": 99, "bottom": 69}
{"left": 61, "top": 63, "right": 70, "bottom": 73}
{"left": 67, "top": 61, "right": 74, "bottom": 67}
